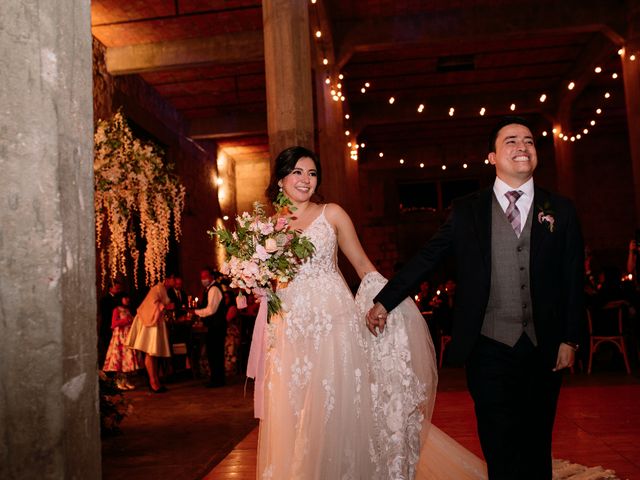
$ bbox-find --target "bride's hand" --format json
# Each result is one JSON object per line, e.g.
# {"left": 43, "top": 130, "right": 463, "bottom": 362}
{"left": 366, "top": 302, "right": 388, "bottom": 336}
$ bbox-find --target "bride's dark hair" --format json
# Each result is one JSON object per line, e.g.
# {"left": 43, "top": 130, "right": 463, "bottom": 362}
{"left": 265, "top": 146, "right": 322, "bottom": 202}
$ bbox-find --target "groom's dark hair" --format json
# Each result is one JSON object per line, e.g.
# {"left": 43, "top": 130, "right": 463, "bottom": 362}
{"left": 266, "top": 146, "right": 322, "bottom": 202}
{"left": 488, "top": 115, "right": 534, "bottom": 153}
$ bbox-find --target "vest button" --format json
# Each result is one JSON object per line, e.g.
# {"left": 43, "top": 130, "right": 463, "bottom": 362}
{"left": 523, "top": 321, "right": 528, "bottom": 327}
{"left": 521, "top": 284, "right": 526, "bottom": 290}
{"left": 520, "top": 266, "right": 525, "bottom": 271}
{"left": 517, "top": 246, "right": 523, "bottom": 252}
{"left": 522, "top": 303, "right": 527, "bottom": 309}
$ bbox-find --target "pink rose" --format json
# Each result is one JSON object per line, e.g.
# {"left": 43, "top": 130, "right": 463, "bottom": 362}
{"left": 265, "top": 237, "right": 279, "bottom": 253}
{"left": 275, "top": 217, "right": 288, "bottom": 232}
{"left": 254, "top": 244, "right": 270, "bottom": 261}
{"left": 258, "top": 221, "right": 274, "bottom": 235}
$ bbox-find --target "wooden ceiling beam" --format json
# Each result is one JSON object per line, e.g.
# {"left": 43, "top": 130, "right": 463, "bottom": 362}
{"left": 105, "top": 30, "right": 264, "bottom": 75}
{"left": 334, "top": 0, "right": 627, "bottom": 71}
{"left": 189, "top": 111, "right": 267, "bottom": 139}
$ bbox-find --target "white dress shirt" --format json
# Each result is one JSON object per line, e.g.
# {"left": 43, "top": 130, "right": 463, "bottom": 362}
{"left": 195, "top": 283, "right": 223, "bottom": 317}
{"left": 493, "top": 176, "right": 534, "bottom": 222}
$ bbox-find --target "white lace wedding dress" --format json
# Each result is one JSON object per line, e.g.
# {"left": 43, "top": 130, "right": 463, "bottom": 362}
{"left": 256, "top": 207, "right": 489, "bottom": 479}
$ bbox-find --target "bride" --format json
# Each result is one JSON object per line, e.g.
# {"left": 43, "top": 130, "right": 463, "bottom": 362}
{"left": 254, "top": 146, "right": 486, "bottom": 479}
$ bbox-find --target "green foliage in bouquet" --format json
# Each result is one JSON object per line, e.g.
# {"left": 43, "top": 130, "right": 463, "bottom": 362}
{"left": 209, "top": 193, "right": 315, "bottom": 319}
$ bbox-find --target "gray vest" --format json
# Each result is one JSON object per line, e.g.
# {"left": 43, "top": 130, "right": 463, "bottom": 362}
{"left": 481, "top": 194, "right": 537, "bottom": 347}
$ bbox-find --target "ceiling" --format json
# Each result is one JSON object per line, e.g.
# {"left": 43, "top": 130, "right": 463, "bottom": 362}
{"left": 91, "top": 0, "right": 632, "bottom": 168}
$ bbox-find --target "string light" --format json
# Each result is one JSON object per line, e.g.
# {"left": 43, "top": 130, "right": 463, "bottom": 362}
{"left": 360, "top": 143, "right": 365, "bottom": 148}
{"left": 594, "top": 66, "right": 602, "bottom": 73}
{"left": 568, "top": 81, "right": 575, "bottom": 90}
{"left": 315, "top": 30, "right": 322, "bottom": 38}
{"left": 347, "top": 142, "right": 352, "bottom": 147}
{"left": 596, "top": 108, "right": 602, "bottom": 114}
{"left": 360, "top": 87, "right": 366, "bottom": 93}
{"left": 612, "top": 73, "right": 618, "bottom": 79}
{"left": 223, "top": 215, "right": 229, "bottom": 220}
{"left": 417, "top": 104, "right": 425, "bottom": 113}
{"left": 388, "top": 96, "right": 395, "bottom": 104}
{"left": 419, "top": 163, "right": 424, "bottom": 168}
{"left": 576, "top": 134, "right": 581, "bottom": 139}
{"left": 570, "top": 136, "right": 576, "bottom": 142}
{"left": 365, "top": 82, "right": 370, "bottom": 88}
{"left": 323, "top": 58, "right": 328, "bottom": 65}
{"left": 590, "top": 120, "right": 596, "bottom": 126}
{"left": 542, "top": 131, "right": 548, "bottom": 136}
{"left": 399, "top": 159, "right": 405, "bottom": 165}
{"left": 448, "top": 107, "right": 455, "bottom": 116}
{"left": 510, "top": 103, "right": 516, "bottom": 111}
{"left": 441, "top": 165, "right": 447, "bottom": 170}
{"left": 344, "top": 130, "right": 350, "bottom": 136}
{"left": 563, "top": 135, "right": 568, "bottom": 141}
{"left": 631, "top": 54, "right": 637, "bottom": 61}
{"left": 338, "top": 74, "right": 344, "bottom": 80}
{"left": 479, "top": 107, "right": 486, "bottom": 116}
{"left": 344, "top": 114, "right": 349, "bottom": 119}
{"left": 379, "top": 152, "right": 384, "bottom": 158}
{"left": 539, "top": 94, "right": 547, "bottom": 103}
{"left": 604, "top": 92, "right": 611, "bottom": 99}
{"left": 552, "top": 128, "right": 557, "bottom": 134}
{"left": 583, "top": 128, "right": 589, "bottom": 134}
{"left": 324, "top": 77, "right": 330, "bottom": 85}
{"left": 463, "top": 163, "right": 468, "bottom": 169}
{"left": 484, "top": 159, "right": 489, "bottom": 164}
{"left": 618, "top": 48, "right": 625, "bottom": 56}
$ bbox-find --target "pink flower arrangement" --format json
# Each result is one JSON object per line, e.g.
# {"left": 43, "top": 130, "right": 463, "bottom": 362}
{"left": 211, "top": 200, "right": 315, "bottom": 317}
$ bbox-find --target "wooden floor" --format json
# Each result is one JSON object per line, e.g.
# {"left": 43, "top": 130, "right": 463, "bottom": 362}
{"left": 205, "top": 371, "right": 640, "bottom": 480}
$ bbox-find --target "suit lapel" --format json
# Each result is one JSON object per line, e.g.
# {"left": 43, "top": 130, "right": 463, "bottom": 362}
{"left": 472, "top": 188, "right": 493, "bottom": 271}
{"left": 531, "top": 186, "right": 551, "bottom": 261}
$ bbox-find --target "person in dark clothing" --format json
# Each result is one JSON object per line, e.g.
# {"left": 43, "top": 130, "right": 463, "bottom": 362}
{"left": 194, "top": 267, "right": 227, "bottom": 387}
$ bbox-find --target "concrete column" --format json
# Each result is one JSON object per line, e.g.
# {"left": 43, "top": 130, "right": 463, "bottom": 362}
{"left": 622, "top": 3, "right": 640, "bottom": 225}
{"left": 262, "top": 0, "right": 315, "bottom": 161}
{"left": 0, "top": 1, "right": 101, "bottom": 479}
{"left": 315, "top": 70, "right": 349, "bottom": 205}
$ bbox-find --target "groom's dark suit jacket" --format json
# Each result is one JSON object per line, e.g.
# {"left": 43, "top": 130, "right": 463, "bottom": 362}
{"left": 375, "top": 185, "right": 585, "bottom": 367}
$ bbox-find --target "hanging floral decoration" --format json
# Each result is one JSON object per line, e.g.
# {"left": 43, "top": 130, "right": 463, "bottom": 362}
{"left": 94, "top": 109, "right": 186, "bottom": 288}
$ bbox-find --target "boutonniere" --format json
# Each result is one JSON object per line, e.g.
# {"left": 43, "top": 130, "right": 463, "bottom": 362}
{"left": 536, "top": 202, "right": 555, "bottom": 233}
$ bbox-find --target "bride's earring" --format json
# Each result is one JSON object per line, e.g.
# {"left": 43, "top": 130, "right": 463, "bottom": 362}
{"left": 279, "top": 186, "right": 283, "bottom": 192}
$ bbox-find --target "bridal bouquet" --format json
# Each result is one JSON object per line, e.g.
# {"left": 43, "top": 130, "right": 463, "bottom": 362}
{"left": 211, "top": 196, "right": 315, "bottom": 318}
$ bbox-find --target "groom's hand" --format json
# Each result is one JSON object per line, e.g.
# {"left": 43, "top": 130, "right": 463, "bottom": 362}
{"left": 366, "top": 303, "right": 388, "bottom": 337}
{"left": 552, "top": 343, "right": 576, "bottom": 371}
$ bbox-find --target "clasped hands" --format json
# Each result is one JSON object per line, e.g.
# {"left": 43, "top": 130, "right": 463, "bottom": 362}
{"left": 365, "top": 303, "right": 388, "bottom": 337}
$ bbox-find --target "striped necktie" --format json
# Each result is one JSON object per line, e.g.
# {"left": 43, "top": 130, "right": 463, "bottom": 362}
{"left": 505, "top": 190, "right": 524, "bottom": 236}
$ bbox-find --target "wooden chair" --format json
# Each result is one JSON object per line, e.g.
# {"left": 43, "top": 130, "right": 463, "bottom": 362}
{"left": 587, "top": 300, "right": 632, "bottom": 374}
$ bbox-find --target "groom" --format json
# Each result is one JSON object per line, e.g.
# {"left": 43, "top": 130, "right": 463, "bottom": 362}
{"left": 367, "top": 116, "right": 584, "bottom": 480}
